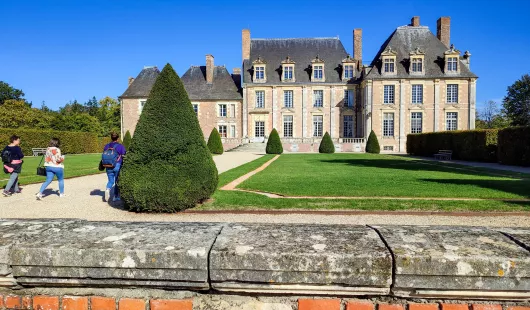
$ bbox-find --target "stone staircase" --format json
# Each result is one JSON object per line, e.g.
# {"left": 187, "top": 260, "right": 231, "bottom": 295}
{"left": 229, "top": 142, "right": 267, "bottom": 153}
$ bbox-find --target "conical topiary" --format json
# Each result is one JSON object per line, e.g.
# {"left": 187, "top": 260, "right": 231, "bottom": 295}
{"left": 123, "top": 130, "right": 132, "bottom": 150}
{"left": 266, "top": 128, "right": 283, "bottom": 154}
{"left": 366, "top": 130, "right": 381, "bottom": 154}
{"left": 119, "top": 64, "right": 218, "bottom": 212}
{"left": 207, "top": 128, "right": 224, "bottom": 154}
{"left": 319, "top": 132, "right": 335, "bottom": 153}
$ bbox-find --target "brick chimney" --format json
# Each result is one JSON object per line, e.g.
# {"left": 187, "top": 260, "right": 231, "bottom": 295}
{"left": 128, "top": 77, "right": 134, "bottom": 86}
{"left": 232, "top": 68, "right": 241, "bottom": 75}
{"left": 437, "top": 17, "right": 451, "bottom": 48}
{"left": 353, "top": 28, "right": 362, "bottom": 70}
{"left": 206, "top": 54, "right": 214, "bottom": 84}
{"left": 411, "top": 16, "right": 420, "bottom": 27}
{"left": 242, "top": 29, "right": 250, "bottom": 61}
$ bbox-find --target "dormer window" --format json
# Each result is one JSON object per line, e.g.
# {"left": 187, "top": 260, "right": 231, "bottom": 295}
{"left": 447, "top": 57, "right": 458, "bottom": 71}
{"left": 409, "top": 47, "right": 425, "bottom": 75}
{"left": 311, "top": 55, "right": 325, "bottom": 82}
{"left": 444, "top": 44, "right": 461, "bottom": 74}
{"left": 344, "top": 65, "right": 354, "bottom": 78}
{"left": 411, "top": 58, "right": 423, "bottom": 72}
{"left": 381, "top": 47, "right": 397, "bottom": 76}
{"left": 342, "top": 54, "right": 356, "bottom": 80}
{"left": 252, "top": 56, "right": 267, "bottom": 83}
{"left": 281, "top": 56, "right": 295, "bottom": 82}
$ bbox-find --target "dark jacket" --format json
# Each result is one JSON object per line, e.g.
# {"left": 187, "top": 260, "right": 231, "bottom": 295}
{"left": 2, "top": 146, "right": 24, "bottom": 174}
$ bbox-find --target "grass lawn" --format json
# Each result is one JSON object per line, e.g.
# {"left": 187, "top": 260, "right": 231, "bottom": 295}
{"left": 0, "top": 154, "right": 102, "bottom": 188}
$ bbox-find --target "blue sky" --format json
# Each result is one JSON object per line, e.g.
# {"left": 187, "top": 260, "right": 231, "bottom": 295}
{"left": 2, "top": 0, "right": 529, "bottom": 110}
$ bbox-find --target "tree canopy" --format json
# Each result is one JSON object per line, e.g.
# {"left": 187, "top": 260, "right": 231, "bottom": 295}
{"left": 503, "top": 74, "right": 530, "bottom": 126}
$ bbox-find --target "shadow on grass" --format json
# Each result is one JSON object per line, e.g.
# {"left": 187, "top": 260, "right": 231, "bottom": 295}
{"left": 420, "top": 178, "right": 530, "bottom": 199}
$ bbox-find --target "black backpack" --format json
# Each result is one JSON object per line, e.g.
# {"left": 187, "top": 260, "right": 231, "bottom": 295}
{"left": 1, "top": 148, "right": 11, "bottom": 164}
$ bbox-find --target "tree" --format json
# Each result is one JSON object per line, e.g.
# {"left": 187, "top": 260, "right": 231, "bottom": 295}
{"left": 123, "top": 130, "right": 132, "bottom": 150}
{"left": 319, "top": 132, "right": 335, "bottom": 153}
{"left": 0, "top": 81, "right": 25, "bottom": 105}
{"left": 98, "top": 96, "right": 121, "bottom": 135}
{"left": 266, "top": 128, "right": 283, "bottom": 154}
{"left": 84, "top": 96, "right": 100, "bottom": 117}
{"left": 366, "top": 130, "right": 380, "bottom": 154}
{"left": 207, "top": 128, "right": 224, "bottom": 154}
{"left": 0, "top": 100, "right": 55, "bottom": 129}
{"left": 503, "top": 74, "right": 530, "bottom": 126}
{"left": 119, "top": 63, "right": 218, "bottom": 212}
{"left": 476, "top": 100, "right": 511, "bottom": 129}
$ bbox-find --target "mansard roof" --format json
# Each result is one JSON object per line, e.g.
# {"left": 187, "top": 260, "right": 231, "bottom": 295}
{"left": 365, "top": 26, "right": 477, "bottom": 79}
{"left": 181, "top": 66, "right": 242, "bottom": 101}
{"left": 243, "top": 37, "right": 358, "bottom": 84}
{"left": 120, "top": 66, "right": 160, "bottom": 98}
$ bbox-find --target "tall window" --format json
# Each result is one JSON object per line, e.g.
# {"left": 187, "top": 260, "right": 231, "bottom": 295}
{"left": 343, "top": 115, "right": 353, "bottom": 137}
{"left": 283, "top": 115, "right": 293, "bottom": 137}
{"left": 230, "top": 104, "right": 236, "bottom": 118}
{"left": 230, "top": 125, "right": 236, "bottom": 138}
{"left": 255, "top": 91, "right": 265, "bottom": 108}
{"left": 139, "top": 100, "right": 146, "bottom": 114}
{"left": 313, "top": 115, "right": 323, "bottom": 137}
{"left": 313, "top": 90, "right": 323, "bottom": 107}
{"left": 344, "top": 65, "right": 354, "bottom": 79}
{"left": 383, "top": 113, "right": 394, "bottom": 137}
{"left": 219, "top": 104, "right": 227, "bottom": 117}
{"left": 255, "top": 66, "right": 265, "bottom": 80}
{"left": 313, "top": 65, "right": 323, "bottom": 79}
{"left": 411, "top": 85, "right": 423, "bottom": 104}
{"left": 411, "top": 112, "right": 423, "bottom": 134}
{"left": 384, "top": 58, "right": 395, "bottom": 73}
{"left": 447, "top": 84, "right": 458, "bottom": 103}
{"left": 255, "top": 121, "right": 265, "bottom": 137}
{"left": 218, "top": 125, "right": 227, "bottom": 138}
{"left": 284, "top": 90, "right": 293, "bottom": 108}
{"left": 344, "top": 90, "right": 354, "bottom": 107}
{"left": 384, "top": 85, "right": 395, "bottom": 104}
{"left": 447, "top": 57, "right": 458, "bottom": 72}
{"left": 193, "top": 104, "right": 198, "bottom": 115}
{"left": 446, "top": 112, "right": 458, "bottom": 131}
{"left": 411, "top": 58, "right": 423, "bottom": 73}
{"left": 284, "top": 66, "right": 293, "bottom": 80}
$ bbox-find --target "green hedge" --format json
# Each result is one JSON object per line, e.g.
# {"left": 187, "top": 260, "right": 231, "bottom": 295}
{"left": 0, "top": 128, "right": 100, "bottom": 155}
{"left": 366, "top": 130, "right": 380, "bottom": 154}
{"left": 407, "top": 129, "right": 499, "bottom": 162}
{"left": 207, "top": 128, "right": 224, "bottom": 154}
{"left": 498, "top": 126, "right": 530, "bottom": 166}
{"left": 319, "top": 132, "right": 335, "bottom": 153}
{"left": 266, "top": 128, "right": 283, "bottom": 154}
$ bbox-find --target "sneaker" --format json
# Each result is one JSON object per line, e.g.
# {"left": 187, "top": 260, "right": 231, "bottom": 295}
{"left": 112, "top": 196, "right": 121, "bottom": 202}
{"left": 36, "top": 193, "right": 43, "bottom": 200}
{"left": 2, "top": 191, "right": 11, "bottom": 197}
{"left": 59, "top": 194, "right": 66, "bottom": 198}
{"left": 104, "top": 189, "right": 110, "bottom": 202}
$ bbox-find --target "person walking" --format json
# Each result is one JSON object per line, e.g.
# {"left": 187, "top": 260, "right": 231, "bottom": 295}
{"left": 36, "top": 138, "right": 65, "bottom": 200}
{"left": 102, "top": 132, "right": 126, "bottom": 202}
{"left": 2, "top": 135, "right": 24, "bottom": 196}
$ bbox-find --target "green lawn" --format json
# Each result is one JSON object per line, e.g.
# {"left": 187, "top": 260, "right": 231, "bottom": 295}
{"left": 0, "top": 154, "right": 102, "bottom": 187}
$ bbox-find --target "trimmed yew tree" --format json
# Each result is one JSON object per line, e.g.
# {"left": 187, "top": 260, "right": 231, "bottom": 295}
{"left": 366, "top": 130, "right": 381, "bottom": 154}
{"left": 319, "top": 132, "right": 335, "bottom": 153}
{"left": 207, "top": 128, "right": 224, "bottom": 154}
{"left": 123, "top": 130, "right": 132, "bottom": 150}
{"left": 266, "top": 128, "right": 283, "bottom": 154}
{"left": 120, "top": 64, "right": 218, "bottom": 212}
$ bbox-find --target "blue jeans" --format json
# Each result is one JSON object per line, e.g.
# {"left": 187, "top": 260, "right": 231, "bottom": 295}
{"left": 39, "top": 166, "right": 64, "bottom": 194}
{"left": 5, "top": 172, "right": 19, "bottom": 192}
{"left": 106, "top": 163, "right": 121, "bottom": 197}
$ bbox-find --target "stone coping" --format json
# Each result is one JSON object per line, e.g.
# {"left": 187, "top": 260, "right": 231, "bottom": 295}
{"left": 0, "top": 219, "right": 528, "bottom": 301}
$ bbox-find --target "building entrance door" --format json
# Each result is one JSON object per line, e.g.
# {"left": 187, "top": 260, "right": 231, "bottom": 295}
{"left": 253, "top": 121, "right": 265, "bottom": 143}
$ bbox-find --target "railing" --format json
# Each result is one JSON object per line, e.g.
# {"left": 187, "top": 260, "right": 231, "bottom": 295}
{"left": 339, "top": 138, "right": 365, "bottom": 144}
{"left": 280, "top": 138, "right": 366, "bottom": 144}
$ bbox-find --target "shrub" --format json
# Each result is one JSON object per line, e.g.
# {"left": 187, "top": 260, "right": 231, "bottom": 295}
{"left": 266, "top": 128, "right": 283, "bottom": 154}
{"left": 119, "top": 63, "right": 218, "bottom": 213}
{"left": 365, "top": 130, "right": 380, "bottom": 154}
{"left": 498, "top": 126, "right": 530, "bottom": 166}
{"left": 0, "top": 128, "right": 99, "bottom": 155}
{"left": 207, "top": 128, "right": 224, "bottom": 154}
{"left": 319, "top": 132, "right": 335, "bottom": 153}
{"left": 123, "top": 130, "right": 132, "bottom": 150}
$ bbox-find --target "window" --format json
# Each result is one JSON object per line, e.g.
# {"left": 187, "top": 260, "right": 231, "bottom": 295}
{"left": 313, "top": 90, "right": 323, "bottom": 107}
{"left": 383, "top": 113, "right": 394, "bottom": 137}
{"left": 446, "top": 112, "right": 458, "bottom": 131}
{"left": 384, "top": 85, "right": 395, "bottom": 104}
{"left": 255, "top": 121, "right": 265, "bottom": 137}
{"left": 218, "top": 125, "right": 227, "bottom": 138}
{"left": 447, "top": 84, "right": 458, "bottom": 103}
{"left": 219, "top": 104, "right": 227, "bottom": 117}
{"left": 447, "top": 57, "right": 458, "bottom": 72}
{"left": 411, "top": 58, "right": 423, "bottom": 73}
{"left": 383, "top": 146, "right": 394, "bottom": 151}
{"left": 255, "top": 66, "right": 265, "bottom": 80}
{"left": 284, "top": 90, "right": 293, "bottom": 108}
{"left": 192, "top": 104, "right": 198, "bottom": 115}
{"left": 384, "top": 58, "right": 395, "bottom": 73}
{"left": 139, "top": 100, "right": 146, "bottom": 113}
{"left": 313, "top": 115, "right": 323, "bottom": 137}
{"left": 230, "top": 125, "right": 236, "bottom": 138}
{"left": 255, "top": 91, "right": 265, "bottom": 108}
{"left": 344, "top": 65, "right": 354, "bottom": 79}
{"left": 284, "top": 66, "right": 293, "bottom": 80}
{"left": 411, "top": 85, "right": 423, "bottom": 104}
{"left": 283, "top": 115, "right": 293, "bottom": 137}
{"left": 343, "top": 115, "right": 353, "bottom": 137}
{"left": 313, "top": 65, "right": 323, "bottom": 80}
{"left": 344, "top": 90, "right": 354, "bottom": 107}
{"left": 411, "top": 112, "right": 423, "bottom": 134}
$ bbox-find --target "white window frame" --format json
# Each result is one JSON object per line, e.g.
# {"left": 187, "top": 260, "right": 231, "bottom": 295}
{"left": 384, "top": 85, "right": 395, "bottom": 104}
{"left": 411, "top": 58, "right": 423, "bottom": 73}
{"left": 447, "top": 84, "right": 458, "bottom": 103}
{"left": 192, "top": 104, "right": 198, "bottom": 115}
{"left": 139, "top": 100, "right": 147, "bottom": 114}
{"left": 344, "top": 65, "right": 354, "bottom": 79}
{"left": 446, "top": 112, "right": 458, "bottom": 131}
{"left": 255, "top": 66, "right": 265, "bottom": 80}
{"left": 313, "top": 90, "right": 323, "bottom": 107}
{"left": 284, "top": 90, "right": 293, "bottom": 108}
{"left": 384, "top": 58, "right": 395, "bottom": 73}
{"left": 219, "top": 104, "right": 227, "bottom": 117}
{"left": 411, "top": 112, "right": 423, "bottom": 134}
{"left": 411, "top": 84, "right": 423, "bottom": 104}
{"left": 447, "top": 57, "right": 458, "bottom": 72}
{"left": 343, "top": 115, "right": 354, "bottom": 137}
{"left": 255, "top": 91, "right": 265, "bottom": 108}
{"left": 313, "top": 115, "right": 323, "bottom": 137}
{"left": 255, "top": 121, "right": 265, "bottom": 137}
{"left": 218, "top": 125, "right": 227, "bottom": 138}
{"left": 383, "top": 113, "right": 394, "bottom": 137}
{"left": 313, "top": 65, "right": 323, "bottom": 80}
{"left": 283, "top": 115, "right": 293, "bottom": 137}
{"left": 284, "top": 66, "right": 293, "bottom": 80}
{"left": 344, "top": 90, "right": 354, "bottom": 107}
{"left": 230, "top": 125, "right": 236, "bottom": 138}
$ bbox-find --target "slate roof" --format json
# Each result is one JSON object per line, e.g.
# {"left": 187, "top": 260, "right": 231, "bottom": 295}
{"left": 120, "top": 66, "right": 160, "bottom": 98}
{"left": 365, "top": 26, "right": 477, "bottom": 79}
{"left": 243, "top": 38, "right": 355, "bottom": 84}
{"left": 181, "top": 66, "right": 242, "bottom": 100}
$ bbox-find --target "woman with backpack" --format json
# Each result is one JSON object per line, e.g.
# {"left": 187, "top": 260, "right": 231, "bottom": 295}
{"left": 102, "top": 132, "right": 126, "bottom": 202}
{"left": 36, "top": 138, "right": 65, "bottom": 200}
{"left": 2, "top": 135, "right": 24, "bottom": 196}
